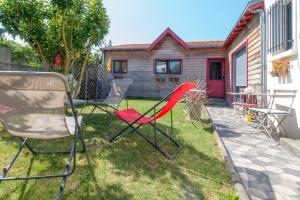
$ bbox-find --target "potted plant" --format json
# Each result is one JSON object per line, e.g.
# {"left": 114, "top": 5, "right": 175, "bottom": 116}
{"left": 271, "top": 61, "right": 290, "bottom": 78}
{"left": 184, "top": 79, "right": 207, "bottom": 121}
{"left": 155, "top": 75, "right": 166, "bottom": 82}
{"left": 169, "top": 76, "right": 180, "bottom": 83}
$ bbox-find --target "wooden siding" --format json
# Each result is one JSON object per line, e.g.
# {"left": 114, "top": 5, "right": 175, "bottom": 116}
{"left": 104, "top": 35, "right": 226, "bottom": 98}
{"left": 226, "top": 15, "right": 261, "bottom": 101}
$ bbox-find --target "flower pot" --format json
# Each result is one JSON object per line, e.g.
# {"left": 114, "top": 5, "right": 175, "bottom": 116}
{"left": 188, "top": 99, "right": 203, "bottom": 121}
{"left": 245, "top": 114, "right": 254, "bottom": 123}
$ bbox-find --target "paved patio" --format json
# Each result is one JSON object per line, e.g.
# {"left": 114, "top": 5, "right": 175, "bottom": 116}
{"left": 206, "top": 105, "right": 300, "bottom": 200}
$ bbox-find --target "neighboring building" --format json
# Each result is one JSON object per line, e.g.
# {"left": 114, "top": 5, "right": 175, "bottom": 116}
{"left": 102, "top": 28, "right": 226, "bottom": 98}
{"left": 265, "top": 0, "right": 300, "bottom": 139}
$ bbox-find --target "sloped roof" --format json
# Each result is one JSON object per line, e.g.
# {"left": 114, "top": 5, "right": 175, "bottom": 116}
{"left": 148, "top": 28, "right": 190, "bottom": 50}
{"left": 102, "top": 29, "right": 225, "bottom": 52}
{"left": 224, "top": 0, "right": 264, "bottom": 47}
{"left": 187, "top": 41, "right": 224, "bottom": 48}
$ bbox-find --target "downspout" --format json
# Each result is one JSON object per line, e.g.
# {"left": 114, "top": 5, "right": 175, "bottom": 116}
{"left": 250, "top": 9, "right": 267, "bottom": 106}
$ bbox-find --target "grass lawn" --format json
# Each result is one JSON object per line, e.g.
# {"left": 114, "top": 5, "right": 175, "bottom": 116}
{"left": 0, "top": 99, "right": 238, "bottom": 200}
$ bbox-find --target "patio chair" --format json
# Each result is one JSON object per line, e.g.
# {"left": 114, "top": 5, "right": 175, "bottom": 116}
{"left": 249, "top": 89, "right": 297, "bottom": 139}
{"left": 86, "top": 78, "right": 133, "bottom": 122}
{"left": 232, "top": 87, "right": 257, "bottom": 121}
{"left": 110, "top": 82, "right": 196, "bottom": 159}
{"left": 0, "top": 71, "right": 86, "bottom": 200}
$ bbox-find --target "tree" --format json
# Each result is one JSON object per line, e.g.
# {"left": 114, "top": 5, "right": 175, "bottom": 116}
{"left": 0, "top": 26, "right": 5, "bottom": 40}
{"left": 0, "top": 0, "right": 109, "bottom": 97}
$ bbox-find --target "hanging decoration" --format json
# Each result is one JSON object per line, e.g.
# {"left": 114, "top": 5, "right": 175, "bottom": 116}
{"left": 107, "top": 58, "right": 112, "bottom": 72}
{"left": 271, "top": 61, "right": 290, "bottom": 78}
{"left": 54, "top": 54, "right": 62, "bottom": 69}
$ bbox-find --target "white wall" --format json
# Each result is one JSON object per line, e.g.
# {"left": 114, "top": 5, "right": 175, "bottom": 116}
{"left": 266, "top": 0, "right": 300, "bottom": 138}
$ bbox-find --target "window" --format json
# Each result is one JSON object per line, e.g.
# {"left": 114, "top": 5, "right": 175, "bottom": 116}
{"left": 233, "top": 47, "right": 247, "bottom": 92}
{"left": 209, "top": 62, "right": 223, "bottom": 80}
{"left": 113, "top": 60, "right": 127, "bottom": 73}
{"left": 155, "top": 60, "right": 181, "bottom": 74}
{"left": 268, "top": 0, "right": 293, "bottom": 53}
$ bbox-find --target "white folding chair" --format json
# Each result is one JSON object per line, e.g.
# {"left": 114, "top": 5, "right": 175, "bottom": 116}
{"left": 250, "top": 89, "right": 297, "bottom": 139}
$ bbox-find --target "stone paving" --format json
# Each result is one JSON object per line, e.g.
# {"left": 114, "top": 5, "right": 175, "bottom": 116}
{"left": 206, "top": 105, "right": 300, "bottom": 200}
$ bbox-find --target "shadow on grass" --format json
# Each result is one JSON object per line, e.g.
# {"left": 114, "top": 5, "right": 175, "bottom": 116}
{"left": 0, "top": 103, "right": 234, "bottom": 199}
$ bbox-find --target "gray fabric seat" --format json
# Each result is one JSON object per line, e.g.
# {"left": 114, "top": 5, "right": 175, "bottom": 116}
{"left": 0, "top": 71, "right": 86, "bottom": 199}
{"left": 86, "top": 79, "right": 133, "bottom": 120}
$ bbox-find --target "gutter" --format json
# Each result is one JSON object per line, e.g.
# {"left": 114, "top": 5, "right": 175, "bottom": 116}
{"left": 250, "top": 8, "right": 267, "bottom": 106}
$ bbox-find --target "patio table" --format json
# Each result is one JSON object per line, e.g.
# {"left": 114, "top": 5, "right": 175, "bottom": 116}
{"left": 227, "top": 92, "right": 265, "bottom": 122}
{"left": 228, "top": 91, "right": 297, "bottom": 140}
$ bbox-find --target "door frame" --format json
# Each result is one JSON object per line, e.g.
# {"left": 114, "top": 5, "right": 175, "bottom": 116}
{"left": 229, "top": 40, "right": 248, "bottom": 96}
{"left": 206, "top": 58, "right": 226, "bottom": 98}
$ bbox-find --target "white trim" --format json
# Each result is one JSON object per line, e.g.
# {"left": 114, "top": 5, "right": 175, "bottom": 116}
{"left": 267, "top": 48, "right": 298, "bottom": 62}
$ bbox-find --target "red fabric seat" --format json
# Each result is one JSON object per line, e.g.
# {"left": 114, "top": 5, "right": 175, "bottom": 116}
{"left": 114, "top": 108, "right": 152, "bottom": 124}
{"left": 114, "top": 82, "right": 196, "bottom": 125}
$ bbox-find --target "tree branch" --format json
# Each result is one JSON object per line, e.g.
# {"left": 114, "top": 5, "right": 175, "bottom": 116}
{"left": 35, "top": 42, "right": 51, "bottom": 71}
{"left": 73, "top": 48, "right": 91, "bottom": 98}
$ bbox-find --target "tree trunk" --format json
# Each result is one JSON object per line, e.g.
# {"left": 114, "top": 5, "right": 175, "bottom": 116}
{"left": 72, "top": 52, "right": 89, "bottom": 98}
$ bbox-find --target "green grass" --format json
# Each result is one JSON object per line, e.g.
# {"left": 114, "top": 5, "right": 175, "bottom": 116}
{"left": 0, "top": 99, "right": 238, "bottom": 200}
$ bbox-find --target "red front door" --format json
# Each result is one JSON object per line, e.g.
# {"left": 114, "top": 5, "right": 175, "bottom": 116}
{"left": 206, "top": 59, "right": 225, "bottom": 98}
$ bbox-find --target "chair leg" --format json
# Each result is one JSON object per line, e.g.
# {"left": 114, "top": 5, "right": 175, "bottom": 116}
{"left": 109, "top": 123, "right": 134, "bottom": 142}
{"left": 129, "top": 126, "right": 180, "bottom": 159}
{"left": 1, "top": 137, "right": 78, "bottom": 200}
{"left": 110, "top": 120, "right": 181, "bottom": 159}
{"left": 24, "top": 130, "right": 86, "bottom": 155}
{"left": 0, "top": 138, "right": 28, "bottom": 182}
{"left": 55, "top": 142, "right": 77, "bottom": 200}
{"left": 85, "top": 105, "right": 114, "bottom": 126}
{"left": 0, "top": 138, "right": 77, "bottom": 181}
{"left": 85, "top": 105, "right": 98, "bottom": 122}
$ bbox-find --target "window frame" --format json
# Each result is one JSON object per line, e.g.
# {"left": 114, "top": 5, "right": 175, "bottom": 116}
{"left": 267, "top": 0, "right": 294, "bottom": 54}
{"left": 154, "top": 59, "right": 182, "bottom": 75}
{"left": 112, "top": 59, "right": 128, "bottom": 74}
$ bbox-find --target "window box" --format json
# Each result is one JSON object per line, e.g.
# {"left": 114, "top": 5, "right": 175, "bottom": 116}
{"left": 169, "top": 76, "right": 180, "bottom": 83}
{"left": 155, "top": 75, "right": 166, "bottom": 82}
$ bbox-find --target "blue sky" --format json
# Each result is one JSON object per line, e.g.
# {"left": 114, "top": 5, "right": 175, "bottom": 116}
{"left": 103, "top": 0, "right": 250, "bottom": 45}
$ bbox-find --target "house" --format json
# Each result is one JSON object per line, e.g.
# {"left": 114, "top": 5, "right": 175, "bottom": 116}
{"left": 102, "top": 0, "right": 300, "bottom": 139}
{"left": 102, "top": 1, "right": 265, "bottom": 100}
{"left": 102, "top": 28, "right": 227, "bottom": 98}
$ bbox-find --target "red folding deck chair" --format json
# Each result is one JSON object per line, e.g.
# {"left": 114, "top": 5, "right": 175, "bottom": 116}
{"left": 110, "top": 82, "right": 196, "bottom": 159}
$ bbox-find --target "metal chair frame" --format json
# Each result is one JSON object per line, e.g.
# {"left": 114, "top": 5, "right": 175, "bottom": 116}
{"left": 85, "top": 79, "right": 132, "bottom": 124}
{"left": 0, "top": 82, "right": 86, "bottom": 200}
{"left": 110, "top": 83, "right": 195, "bottom": 159}
{"left": 250, "top": 90, "right": 297, "bottom": 139}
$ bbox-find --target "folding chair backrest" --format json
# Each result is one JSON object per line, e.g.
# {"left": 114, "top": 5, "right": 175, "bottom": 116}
{"left": 152, "top": 82, "right": 196, "bottom": 121}
{"left": 0, "top": 71, "right": 71, "bottom": 139}
{"left": 103, "top": 78, "right": 133, "bottom": 106}
{"left": 272, "top": 89, "right": 297, "bottom": 113}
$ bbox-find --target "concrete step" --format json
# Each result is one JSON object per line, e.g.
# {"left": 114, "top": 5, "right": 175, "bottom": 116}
{"left": 207, "top": 98, "right": 229, "bottom": 106}
{"left": 280, "top": 138, "right": 300, "bottom": 158}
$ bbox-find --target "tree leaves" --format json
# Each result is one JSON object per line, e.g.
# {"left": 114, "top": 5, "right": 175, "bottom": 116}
{"left": 0, "top": 0, "right": 110, "bottom": 73}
